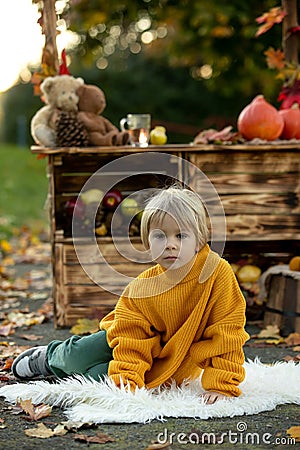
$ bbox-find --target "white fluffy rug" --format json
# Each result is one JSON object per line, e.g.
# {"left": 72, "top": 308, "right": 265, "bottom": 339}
{"left": 0, "top": 359, "right": 299, "bottom": 424}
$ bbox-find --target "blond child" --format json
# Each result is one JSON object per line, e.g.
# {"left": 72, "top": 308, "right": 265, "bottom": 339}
{"left": 12, "top": 186, "right": 249, "bottom": 404}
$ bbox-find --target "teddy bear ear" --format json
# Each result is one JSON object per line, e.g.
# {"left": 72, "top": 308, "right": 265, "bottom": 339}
{"left": 40, "top": 76, "right": 55, "bottom": 94}
{"left": 76, "top": 77, "right": 85, "bottom": 86}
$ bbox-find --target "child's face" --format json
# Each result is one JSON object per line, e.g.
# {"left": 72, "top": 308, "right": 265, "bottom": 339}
{"left": 148, "top": 213, "right": 199, "bottom": 269}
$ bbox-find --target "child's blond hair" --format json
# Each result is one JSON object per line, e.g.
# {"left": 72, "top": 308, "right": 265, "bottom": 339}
{"left": 140, "top": 186, "right": 209, "bottom": 250}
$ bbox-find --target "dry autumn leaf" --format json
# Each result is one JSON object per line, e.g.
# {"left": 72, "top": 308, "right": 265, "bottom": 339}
{"left": 257, "top": 325, "right": 281, "bottom": 339}
{"left": 146, "top": 442, "right": 172, "bottom": 449}
{"left": 285, "top": 333, "right": 300, "bottom": 347}
{"left": 18, "top": 399, "right": 52, "bottom": 421}
{"left": 25, "top": 422, "right": 67, "bottom": 439}
{"left": 70, "top": 318, "right": 100, "bottom": 335}
{"left": 74, "top": 432, "right": 115, "bottom": 443}
{"left": 286, "top": 426, "right": 300, "bottom": 442}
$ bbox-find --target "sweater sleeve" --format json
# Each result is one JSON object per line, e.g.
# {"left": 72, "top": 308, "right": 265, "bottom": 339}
{"left": 102, "top": 295, "right": 162, "bottom": 390}
{"left": 189, "top": 261, "right": 249, "bottom": 397}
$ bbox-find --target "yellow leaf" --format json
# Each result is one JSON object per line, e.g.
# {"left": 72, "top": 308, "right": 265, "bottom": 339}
{"left": 0, "top": 240, "right": 12, "bottom": 253}
{"left": 265, "top": 338, "right": 284, "bottom": 345}
{"left": 70, "top": 318, "right": 100, "bottom": 335}
{"left": 287, "top": 426, "right": 300, "bottom": 442}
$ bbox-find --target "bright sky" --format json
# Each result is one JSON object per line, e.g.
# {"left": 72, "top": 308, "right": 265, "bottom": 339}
{"left": 0, "top": 0, "right": 74, "bottom": 93}
{"left": 0, "top": 0, "right": 44, "bottom": 92}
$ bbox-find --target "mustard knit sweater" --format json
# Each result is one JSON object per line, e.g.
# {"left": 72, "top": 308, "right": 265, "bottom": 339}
{"left": 100, "top": 244, "right": 249, "bottom": 397}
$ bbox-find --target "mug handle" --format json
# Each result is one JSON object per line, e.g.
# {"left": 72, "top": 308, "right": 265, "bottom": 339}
{"left": 120, "top": 118, "right": 128, "bottom": 131}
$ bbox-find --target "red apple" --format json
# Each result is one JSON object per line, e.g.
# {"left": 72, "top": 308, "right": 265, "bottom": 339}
{"left": 103, "top": 189, "right": 123, "bottom": 210}
{"left": 64, "top": 197, "right": 85, "bottom": 218}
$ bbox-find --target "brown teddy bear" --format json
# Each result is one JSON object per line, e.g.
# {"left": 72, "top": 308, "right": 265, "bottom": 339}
{"left": 31, "top": 75, "right": 85, "bottom": 147}
{"left": 76, "top": 84, "right": 130, "bottom": 146}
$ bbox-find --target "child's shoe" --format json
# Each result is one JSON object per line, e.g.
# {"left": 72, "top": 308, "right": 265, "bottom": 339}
{"left": 12, "top": 346, "right": 52, "bottom": 379}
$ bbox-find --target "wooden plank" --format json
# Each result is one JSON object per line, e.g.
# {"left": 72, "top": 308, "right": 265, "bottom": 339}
{"left": 191, "top": 173, "right": 299, "bottom": 194}
{"left": 211, "top": 193, "right": 299, "bottom": 215}
{"left": 211, "top": 214, "right": 300, "bottom": 240}
{"left": 63, "top": 240, "right": 149, "bottom": 264}
{"left": 187, "top": 151, "right": 300, "bottom": 174}
{"left": 31, "top": 144, "right": 300, "bottom": 155}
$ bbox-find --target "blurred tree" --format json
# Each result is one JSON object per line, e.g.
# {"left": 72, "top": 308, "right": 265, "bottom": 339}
{"left": 0, "top": 0, "right": 289, "bottom": 144}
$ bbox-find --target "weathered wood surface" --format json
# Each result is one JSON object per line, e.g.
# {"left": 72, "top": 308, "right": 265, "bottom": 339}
{"left": 38, "top": 144, "right": 300, "bottom": 326}
{"left": 264, "top": 274, "right": 300, "bottom": 335}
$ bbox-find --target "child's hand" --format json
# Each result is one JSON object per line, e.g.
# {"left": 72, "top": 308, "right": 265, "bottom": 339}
{"left": 201, "top": 391, "right": 228, "bottom": 404}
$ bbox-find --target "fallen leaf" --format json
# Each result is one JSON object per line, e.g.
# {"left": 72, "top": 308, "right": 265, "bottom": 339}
{"left": 18, "top": 334, "right": 43, "bottom": 341}
{"left": 257, "top": 325, "right": 281, "bottom": 339}
{"left": 0, "top": 324, "right": 14, "bottom": 337}
{"left": 0, "top": 418, "right": 7, "bottom": 429}
{"left": 286, "top": 426, "right": 300, "bottom": 442}
{"left": 292, "top": 346, "right": 300, "bottom": 352}
{"left": 74, "top": 432, "right": 115, "bottom": 443}
{"left": 285, "top": 332, "right": 300, "bottom": 346}
{"left": 18, "top": 399, "right": 52, "bottom": 421}
{"left": 70, "top": 318, "right": 100, "bottom": 335}
{"left": 61, "top": 420, "right": 94, "bottom": 431}
{"left": 24, "top": 422, "right": 67, "bottom": 438}
{"left": 146, "top": 442, "right": 172, "bottom": 449}
{"left": 0, "top": 357, "right": 13, "bottom": 371}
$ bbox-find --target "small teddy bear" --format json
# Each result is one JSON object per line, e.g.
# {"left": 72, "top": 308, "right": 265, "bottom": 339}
{"left": 76, "top": 84, "right": 130, "bottom": 146}
{"left": 30, "top": 75, "right": 84, "bottom": 147}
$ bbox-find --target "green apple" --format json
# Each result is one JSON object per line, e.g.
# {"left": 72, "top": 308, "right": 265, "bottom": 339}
{"left": 121, "top": 197, "right": 139, "bottom": 217}
{"left": 81, "top": 189, "right": 104, "bottom": 205}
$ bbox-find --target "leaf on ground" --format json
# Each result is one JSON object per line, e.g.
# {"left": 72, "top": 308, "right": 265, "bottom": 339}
{"left": 18, "top": 334, "right": 43, "bottom": 341}
{"left": 61, "top": 420, "right": 94, "bottom": 431}
{"left": 0, "top": 357, "right": 13, "bottom": 371}
{"left": 146, "top": 442, "right": 172, "bottom": 449}
{"left": 286, "top": 426, "right": 300, "bottom": 442}
{"left": 256, "top": 325, "right": 281, "bottom": 339}
{"left": 74, "top": 432, "right": 115, "bottom": 443}
{"left": 283, "top": 354, "right": 300, "bottom": 362}
{"left": 0, "top": 324, "right": 14, "bottom": 337}
{"left": 24, "top": 422, "right": 67, "bottom": 438}
{"left": 18, "top": 399, "right": 52, "bottom": 421}
{"left": 284, "top": 332, "right": 300, "bottom": 346}
{"left": 0, "top": 418, "right": 7, "bottom": 429}
{"left": 70, "top": 318, "right": 100, "bottom": 336}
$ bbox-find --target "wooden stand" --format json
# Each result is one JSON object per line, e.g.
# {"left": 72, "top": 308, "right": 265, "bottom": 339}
{"left": 31, "top": 144, "right": 300, "bottom": 327}
{"left": 264, "top": 273, "right": 300, "bottom": 335}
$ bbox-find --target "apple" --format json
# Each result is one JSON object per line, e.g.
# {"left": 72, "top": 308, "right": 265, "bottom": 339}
{"left": 120, "top": 197, "right": 140, "bottom": 217}
{"left": 103, "top": 189, "right": 123, "bottom": 210}
{"left": 64, "top": 197, "right": 85, "bottom": 218}
{"left": 81, "top": 189, "right": 104, "bottom": 205}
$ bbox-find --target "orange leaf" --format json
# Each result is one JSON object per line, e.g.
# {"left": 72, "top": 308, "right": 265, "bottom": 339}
{"left": 264, "top": 47, "right": 285, "bottom": 70}
{"left": 287, "top": 426, "right": 300, "bottom": 442}
{"left": 255, "top": 7, "right": 286, "bottom": 37}
{"left": 285, "top": 332, "right": 300, "bottom": 346}
{"left": 18, "top": 399, "right": 52, "bottom": 421}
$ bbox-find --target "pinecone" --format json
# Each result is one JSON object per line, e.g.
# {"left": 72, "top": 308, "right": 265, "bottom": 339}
{"left": 55, "top": 111, "right": 90, "bottom": 147}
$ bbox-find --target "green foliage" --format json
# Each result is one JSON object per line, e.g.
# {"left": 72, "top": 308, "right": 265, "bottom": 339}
{"left": 0, "top": 144, "right": 48, "bottom": 239}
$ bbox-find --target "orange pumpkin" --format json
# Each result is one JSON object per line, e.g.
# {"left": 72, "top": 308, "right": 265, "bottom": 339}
{"left": 237, "top": 95, "right": 284, "bottom": 141}
{"left": 279, "top": 103, "right": 300, "bottom": 139}
{"left": 289, "top": 256, "right": 300, "bottom": 271}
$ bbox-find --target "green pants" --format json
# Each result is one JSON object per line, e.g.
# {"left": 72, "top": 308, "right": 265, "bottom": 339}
{"left": 46, "top": 330, "right": 113, "bottom": 380}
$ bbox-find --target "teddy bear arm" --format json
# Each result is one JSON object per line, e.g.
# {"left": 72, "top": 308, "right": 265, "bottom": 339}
{"left": 31, "top": 106, "right": 57, "bottom": 147}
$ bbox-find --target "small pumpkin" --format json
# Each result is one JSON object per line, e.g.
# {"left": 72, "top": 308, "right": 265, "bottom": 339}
{"left": 279, "top": 103, "right": 300, "bottom": 139}
{"left": 289, "top": 256, "right": 300, "bottom": 271}
{"left": 237, "top": 95, "right": 284, "bottom": 141}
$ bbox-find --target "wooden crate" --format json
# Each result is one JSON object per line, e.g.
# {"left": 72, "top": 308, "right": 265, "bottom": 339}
{"left": 264, "top": 273, "right": 300, "bottom": 336}
{"left": 54, "top": 238, "right": 153, "bottom": 327}
{"left": 31, "top": 144, "right": 300, "bottom": 327}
